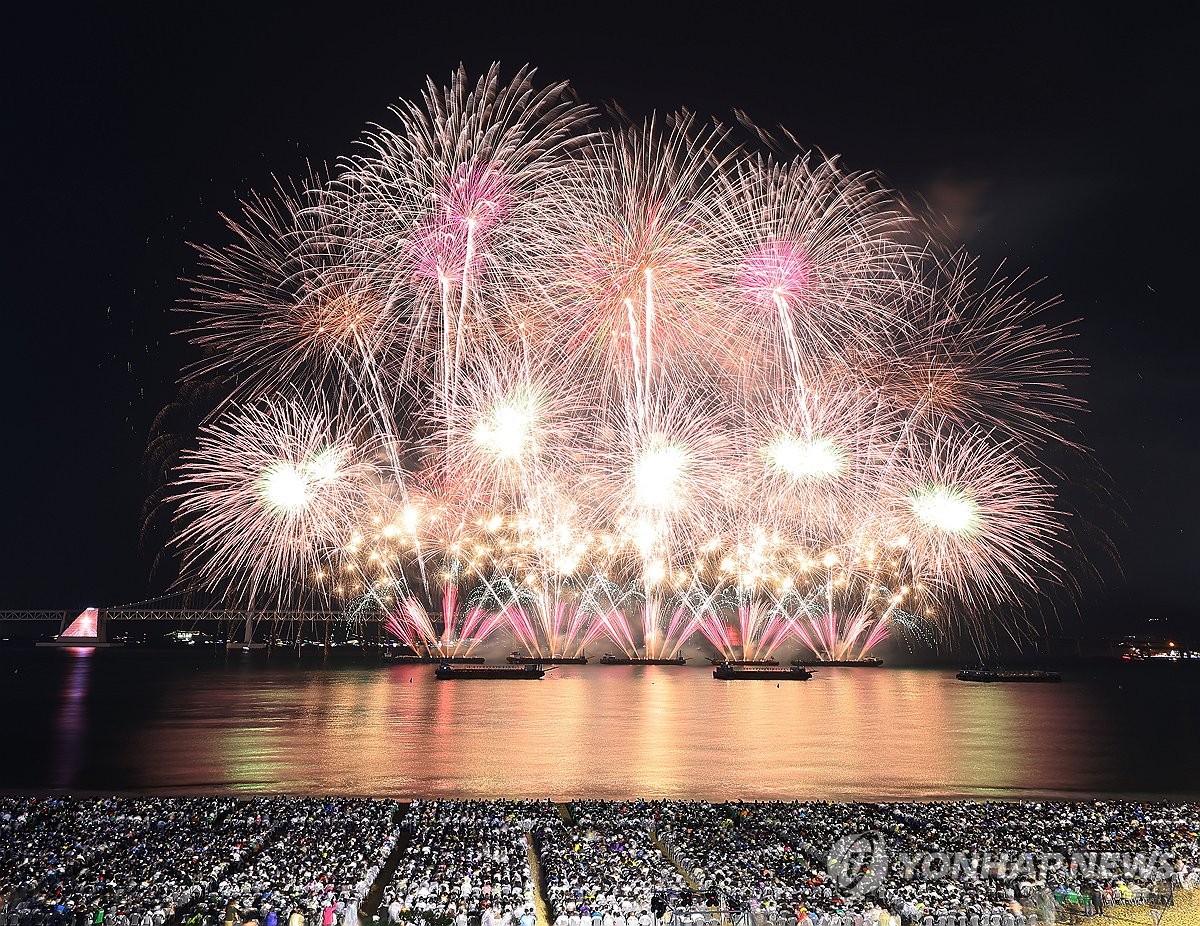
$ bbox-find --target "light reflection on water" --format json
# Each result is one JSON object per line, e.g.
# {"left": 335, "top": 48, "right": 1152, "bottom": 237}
{"left": 2, "top": 652, "right": 1197, "bottom": 799}
{"left": 51, "top": 647, "right": 93, "bottom": 789}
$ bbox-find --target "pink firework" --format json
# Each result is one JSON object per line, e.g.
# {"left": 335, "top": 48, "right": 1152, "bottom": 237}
{"left": 406, "top": 216, "right": 473, "bottom": 286}
{"left": 405, "top": 163, "right": 513, "bottom": 285}
{"left": 736, "top": 238, "right": 813, "bottom": 308}
{"left": 442, "top": 162, "right": 513, "bottom": 237}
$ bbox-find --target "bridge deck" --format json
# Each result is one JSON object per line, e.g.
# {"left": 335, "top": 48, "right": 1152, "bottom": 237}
{"left": 0, "top": 610, "right": 357, "bottom": 622}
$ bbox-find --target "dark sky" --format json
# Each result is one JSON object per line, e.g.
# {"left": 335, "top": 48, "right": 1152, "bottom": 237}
{"left": 5, "top": 5, "right": 1194, "bottom": 635}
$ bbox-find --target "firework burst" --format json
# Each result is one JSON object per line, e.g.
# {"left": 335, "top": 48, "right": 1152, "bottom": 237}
{"left": 171, "top": 394, "right": 376, "bottom": 607}
{"left": 169, "top": 65, "right": 1084, "bottom": 661}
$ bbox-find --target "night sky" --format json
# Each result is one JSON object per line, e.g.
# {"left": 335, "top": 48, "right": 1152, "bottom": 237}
{"left": 5, "top": 6, "right": 1193, "bottom": 637}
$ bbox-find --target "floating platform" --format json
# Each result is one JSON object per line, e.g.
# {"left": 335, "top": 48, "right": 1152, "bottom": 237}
{"left": 383, "top": 653, "right": 486, "bottom": 664}
{"left": 956, "top": 668, "right": 1062, "bottom": 683}
{"left": 600, "top": 653, "right": 687, "bottom": 665}
{"left": 507, "top": 651, "right": 588, "bottom": 664}
{"left": 713, "top": 664, "right": 813, "bottom": 680}
{"left": 36, "top": 639, "right": 124, "bottom": 648}
{"left": 791, "top": 657, "right": 884, "bottom": 668}
{"left": 708, "top": 657, "right": 779, "bottom": 666}
{"left": 435, "top": 662, "right": 546, "bottom": 680}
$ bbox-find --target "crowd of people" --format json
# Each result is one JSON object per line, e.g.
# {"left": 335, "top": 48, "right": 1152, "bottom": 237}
{"left": 653, "top": 800, "right": 895, "bottom": 921}
{"left": 650, "top": 800, "right": 1200, "bottom": 924}
{"left": 209, "top": 798, "right": 402, "bottom": 926}
{"left": 539, "top": 801, "right": 687, "bottom": 924}
{"left": 380, "top": 799, "right": 555, "bottom": 926}
{"left": 878, "top": 801, "right": 1200, "bottom": 919}
{"left": 1, "top": 797, "right": 402, "bottom": 926}
{"left": 3, "top": 798, "right": 1199, "bottom": 926}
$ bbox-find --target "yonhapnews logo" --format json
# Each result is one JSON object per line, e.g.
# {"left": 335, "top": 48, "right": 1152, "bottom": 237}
{"left": 826, "top": 831, "right": 889, "bottom": 897}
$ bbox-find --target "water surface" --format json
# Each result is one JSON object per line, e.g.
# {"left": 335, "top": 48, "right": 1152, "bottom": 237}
{"left": 2, "top": 649, "right": 1196, "bottom": 799}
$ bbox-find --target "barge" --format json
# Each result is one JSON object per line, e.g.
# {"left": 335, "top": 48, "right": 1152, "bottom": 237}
{"left": 956, "top": 668, "right": 1062, "bottom": 683}
{"left": 435, "top": 662, "right": 546, "bottom": 680}
{"left": 600, "top": 653, "right": 687, "bottom": 665}
{"left": 713, "top": 663, "right": 813, "bottom": 680}
{"left": 507, "top": 651, "right": 588, "bottom": 665}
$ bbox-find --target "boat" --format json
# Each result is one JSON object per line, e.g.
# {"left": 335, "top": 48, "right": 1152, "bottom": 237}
{"left": 434, "top": 662, "right": 546, "bottom": 680}
{"left": 956, "top": 668, "right": 1062, "bottom": 683}
{"left": 384, "top": 652, "right": 486, "bottom": 664}
{"left": 791, "top": 657, "right": 884, "bottom": 668}
{"left": 713, "top": 663, "right": 813, "bottom": 680}
{"left": 599, "top": 653, "right": 687, "bottom": 665}
{"left": 707, "top": 657, "right": 780, "bottom": 666}
{"left": 507, "top": 650, "right": 588, "bottom": 665}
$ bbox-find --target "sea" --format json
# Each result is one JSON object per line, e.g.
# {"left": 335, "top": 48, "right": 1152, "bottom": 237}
{"left": 1, "top": 648, "right": 1197, "bottom": 800}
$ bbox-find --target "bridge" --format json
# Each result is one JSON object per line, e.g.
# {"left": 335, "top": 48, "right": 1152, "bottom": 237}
{"left": 0, "top": 607, "right": 371, "bottom": 647}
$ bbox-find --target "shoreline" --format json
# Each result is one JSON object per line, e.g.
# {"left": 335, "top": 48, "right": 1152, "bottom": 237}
{"left": 5, "top": 788, "right": 1200, "bottom": 802}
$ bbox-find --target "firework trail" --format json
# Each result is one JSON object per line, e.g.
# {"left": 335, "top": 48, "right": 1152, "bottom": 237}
{"left": 170, "top": 65, "right": 1084, "bottom": 661}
